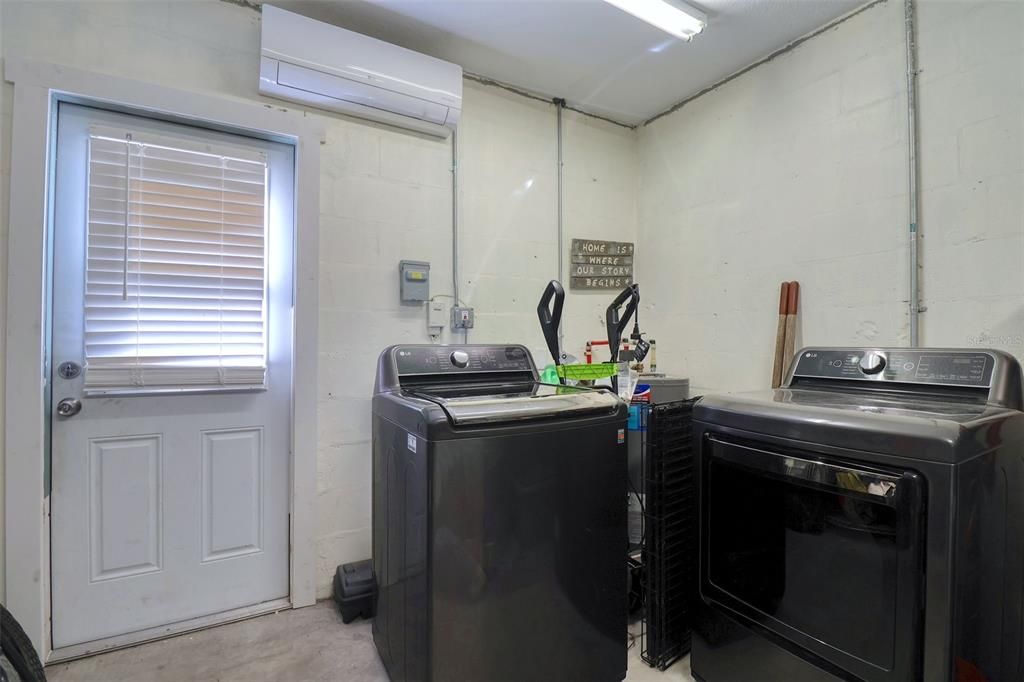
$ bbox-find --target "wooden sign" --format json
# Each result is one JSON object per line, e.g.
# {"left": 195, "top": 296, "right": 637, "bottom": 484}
{"left": 570, "top": 239, "right": 634, "bottom": 290}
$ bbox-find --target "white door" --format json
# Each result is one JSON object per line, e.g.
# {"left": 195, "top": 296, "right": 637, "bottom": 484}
{"left": 50, "top": 103, "right": 294, "bottom": 649}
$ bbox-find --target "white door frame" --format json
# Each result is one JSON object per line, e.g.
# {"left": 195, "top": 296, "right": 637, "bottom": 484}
{"left": 3, "top": 57, "right": 322, "bottom": 659}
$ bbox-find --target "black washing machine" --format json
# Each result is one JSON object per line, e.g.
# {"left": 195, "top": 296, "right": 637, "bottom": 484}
{"left": 372, "top": 344, "right": 629, "bottom": 682}
{"left": 691, "top": 347, "right": 1024, "bottom": 682}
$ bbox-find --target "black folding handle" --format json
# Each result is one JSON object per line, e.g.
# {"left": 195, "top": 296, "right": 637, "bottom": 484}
{"left": 605, "top": 284, "right": 639, "bottom": 364}
{"left": 537, "top": 280, "right": 566, "bottom": 372}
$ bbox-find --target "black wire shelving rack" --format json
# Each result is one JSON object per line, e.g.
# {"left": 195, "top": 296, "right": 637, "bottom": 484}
{"left": 640, "top": 397, "right": 700, "bottom": 671}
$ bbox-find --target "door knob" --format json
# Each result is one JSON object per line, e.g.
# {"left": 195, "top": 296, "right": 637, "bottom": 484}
{"left": 56, "top": 398, "right": 82, "bottom": 418}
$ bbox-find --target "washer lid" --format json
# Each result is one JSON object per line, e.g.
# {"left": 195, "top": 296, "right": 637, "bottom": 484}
{"left": 407, "top": 381, "right": 622, "bottom": 425}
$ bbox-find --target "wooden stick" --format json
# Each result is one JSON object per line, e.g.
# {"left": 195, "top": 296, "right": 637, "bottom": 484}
{"left": 782, "top": 281, "right": 800, "bottom": 382}
{"left": 771, "top": 282, "right": 790, "bottom": 388}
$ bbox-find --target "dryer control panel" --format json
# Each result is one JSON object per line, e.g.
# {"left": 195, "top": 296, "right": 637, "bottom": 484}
{"left": 787, "top": 347, "right": 1024, "bottom": 410}
{"left": 793, "top": 349, "right": 994, "bottom": 388}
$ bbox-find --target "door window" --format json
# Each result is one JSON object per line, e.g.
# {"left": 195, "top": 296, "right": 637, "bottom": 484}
{"left": 84, "top": 127, "right": 269, "bottom": 392}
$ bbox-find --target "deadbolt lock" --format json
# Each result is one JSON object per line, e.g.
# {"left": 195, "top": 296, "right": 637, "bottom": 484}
{"left": 57, "top": 361, "right": 81, "bottom": 380}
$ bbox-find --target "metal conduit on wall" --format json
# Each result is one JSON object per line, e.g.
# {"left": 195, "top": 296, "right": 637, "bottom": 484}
{"left": 905, "top": 0, "right": 922, "bottom": 347}
{"left": 451, "top": 128, "right": 467, "bottom": 343}
{"left": 555, "top": 97, "right": 566, "bottom": 349}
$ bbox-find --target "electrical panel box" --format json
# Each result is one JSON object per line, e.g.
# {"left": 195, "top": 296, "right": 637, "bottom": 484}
{"left": 399, "top": 260, "right": 430, "bottom": 303}
{"left": 451, "top": 306, "right": 474, "bottom": 330}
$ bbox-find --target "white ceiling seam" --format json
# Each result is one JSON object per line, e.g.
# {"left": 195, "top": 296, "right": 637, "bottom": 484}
{"left": 218, "top": 0, "right": 884, "bottom": 127}
{"left": 642, "top": 0, "right": 888, "bottom": 127}
{"left": 239, "top": 1, "right": 866, "bottom": 124}
{"left": 464, "top": 72, "right": 637, "bottom": 130}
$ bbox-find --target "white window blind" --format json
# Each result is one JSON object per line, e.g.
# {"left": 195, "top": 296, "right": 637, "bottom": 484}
{"left": 84, "top": 128, "right": 269, "bottom": 392}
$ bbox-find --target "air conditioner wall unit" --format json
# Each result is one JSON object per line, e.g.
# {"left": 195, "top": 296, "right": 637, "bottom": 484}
{"left": 259, "top": 5, "right": 463, "bottom": 138}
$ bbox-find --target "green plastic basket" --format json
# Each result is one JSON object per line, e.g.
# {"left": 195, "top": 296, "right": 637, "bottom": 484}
{"left": 557, "top": 362, "right": 618, "bottom": 380}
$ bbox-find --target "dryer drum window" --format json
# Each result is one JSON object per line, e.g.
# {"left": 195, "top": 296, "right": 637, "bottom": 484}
{"left": 701, "top": 437, "right": 926, "bottom": 676}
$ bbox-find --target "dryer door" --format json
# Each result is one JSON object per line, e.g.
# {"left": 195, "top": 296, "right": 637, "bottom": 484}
{"left": 700, "top": 435, "right": 926, "bottom": 682}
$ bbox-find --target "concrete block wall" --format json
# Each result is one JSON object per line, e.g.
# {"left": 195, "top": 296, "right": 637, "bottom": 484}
{"left": 0, "top": 0, "right": 637, "bottom": 599}
{"left": 458, "top": 84, "right": 559, "bottom": 358}
{"left": 916, "top": 1, "right": 1024, "bottom": 350}
{"left": 560, "top": 108, "right": 640, "bottom": 361}
{"left": 459, "top": 86, "right": 638, "bottom": 365}
{"left": 636, "top": 0, "right": 1023, "bottom": 395}
{"left": 0, "top": 5, "right": 7, "bottom": 604}
{"left": 315, "top": 117, "right": 457, "bottom": 593}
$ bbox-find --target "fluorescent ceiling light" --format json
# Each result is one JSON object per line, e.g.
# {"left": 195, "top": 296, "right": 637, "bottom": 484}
{"left": 602, "top": 0, "right": 707, "bottom": 41}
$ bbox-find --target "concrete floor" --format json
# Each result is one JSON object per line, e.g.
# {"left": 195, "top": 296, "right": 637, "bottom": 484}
{"left": 47, "top": 600, "right": 694, "bottom": 682}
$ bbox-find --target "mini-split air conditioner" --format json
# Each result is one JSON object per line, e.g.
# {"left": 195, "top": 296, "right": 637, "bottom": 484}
{"left": 259, "top": 5, "right": 463, "bottom": 138}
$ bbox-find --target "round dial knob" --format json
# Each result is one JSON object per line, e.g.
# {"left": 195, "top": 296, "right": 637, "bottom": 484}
{"left": 859, "top": 352, "right": 886, "bottom": 375}
{"left": 450, "top": 350, "right": 470, "bottom": 368}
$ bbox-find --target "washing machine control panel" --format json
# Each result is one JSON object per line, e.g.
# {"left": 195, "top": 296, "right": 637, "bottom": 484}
{"left": 858, "top": 352, "right": 886, "bottom": 374}
{"left": 793, "top": 349, "right": 994, "bottom": 388}
{"left": 394, "top": 345, "right": 535, "bottom": 376}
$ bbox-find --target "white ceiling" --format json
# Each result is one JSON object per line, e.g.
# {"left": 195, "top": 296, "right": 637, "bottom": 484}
{"left": 267, "top": 0, "right": 867, "bottom": 125}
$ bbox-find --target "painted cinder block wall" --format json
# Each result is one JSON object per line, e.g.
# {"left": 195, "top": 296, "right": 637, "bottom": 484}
{"left": 0, "top": 0, "right": 8, "bottom": 606}
{"left": 914, "top": 1, "right": 1023, "bottom": 353}
{"left": 0, "top": 0, "right": 637, "bottom": 600}
{"left": 1, "top": 0, "right": 1022, "bottom": 604}
{"left": 459, "top": 85, "right": 640, "bottom": 362}
{"left": 637, "top": 0, "right": 1024, "bottom": 395}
